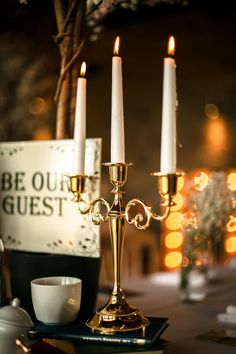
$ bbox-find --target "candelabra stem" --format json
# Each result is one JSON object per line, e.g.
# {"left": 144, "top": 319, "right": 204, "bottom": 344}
{"left": 109, "top": 213, "right": 125, "bottom": 294}
{"left": 109, "top": 162, "right": 126, "bottom": 294}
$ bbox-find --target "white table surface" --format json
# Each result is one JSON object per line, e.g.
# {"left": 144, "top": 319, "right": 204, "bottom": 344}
{"left": 97, "top": 267, "right": 236, "bottom": 354}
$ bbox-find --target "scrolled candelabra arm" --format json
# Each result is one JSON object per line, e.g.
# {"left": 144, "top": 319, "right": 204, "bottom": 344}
{"left": 125, "top": 198, "right": 165, "bottom": 230}
{"left": 125, "top": 172, "right": 184, "bottom": 229}
{"left": 69, "top": 175, "right": 110, "bottom": 224}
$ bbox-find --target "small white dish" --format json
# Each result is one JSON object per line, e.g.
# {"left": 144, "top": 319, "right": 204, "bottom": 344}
{"left": 217, "top": 313, "right": 236, "bottom": 333}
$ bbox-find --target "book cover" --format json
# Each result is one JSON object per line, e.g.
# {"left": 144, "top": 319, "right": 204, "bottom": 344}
{"left": 73, "top": 339, "right": 167, "bottom": 354}
{"left": 29, "top": 317, "right": 169, "bottom": 348}
{"left": 30, "top": 338, "right": 167, "bottom": 354}
{"left": 31, "top": 340, "right": 68, "bottom": 354}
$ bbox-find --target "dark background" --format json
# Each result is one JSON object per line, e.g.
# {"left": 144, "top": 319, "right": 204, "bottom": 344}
{"left": 1, "top": 0, "right": 236, "bottom": 201}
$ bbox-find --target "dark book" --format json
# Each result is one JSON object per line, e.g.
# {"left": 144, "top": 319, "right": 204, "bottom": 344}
{"left": 30, "top": 338, "right": 168, "bottom": 354}
{"left": 31, "top": 340, "right": 67, "bottom": 354}
{"left": 73, "top": 339, "right": 167, "bottom": 354}
{"left": 29, "top": 317, "right": 169, "bottom": 348}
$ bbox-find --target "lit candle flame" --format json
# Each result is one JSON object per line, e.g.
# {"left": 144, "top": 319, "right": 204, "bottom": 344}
{"left": 80, "top": 61, "right": 86, "bottom": 77}
{"left": 168, "top": 36, "right": 175, "bottom": 56}
{"left": 114, "top": 36, "right": 120, "bottom": 56}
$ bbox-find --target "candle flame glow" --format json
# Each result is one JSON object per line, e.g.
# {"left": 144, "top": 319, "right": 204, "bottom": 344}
{"left": 168, "top": 36, "right": 175, "bottom": 56}
{"left": 80, "top": 62, "right": 86, "bottom": 77}
{"left": 114, "top": 36, "right": 120, "bottom": 56}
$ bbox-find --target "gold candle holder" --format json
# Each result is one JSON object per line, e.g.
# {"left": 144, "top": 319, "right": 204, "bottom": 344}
{"left": 69, "top": 165, "right": 183, "bottom": 333}
{"left": 69, "top": 174, "right": 87, "bottom": 202}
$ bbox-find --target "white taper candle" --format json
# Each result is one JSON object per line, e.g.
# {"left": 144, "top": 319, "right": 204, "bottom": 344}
{"left": 160, "top": 36, "right": 177, "bottom": 173}
{"left": 73, "top": 61, "right": 86, "bottom": 175}
{"left": 111, "top": 36, "right": 125, "bottom": 164}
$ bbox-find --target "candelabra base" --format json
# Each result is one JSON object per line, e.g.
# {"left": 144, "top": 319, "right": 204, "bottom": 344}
{"left": 86, "top": 289, "right": 150, "bottom": 333}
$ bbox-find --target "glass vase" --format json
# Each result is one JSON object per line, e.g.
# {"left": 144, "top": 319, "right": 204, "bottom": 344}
{"left": 180, "top": 243, "right": 209, "bottom": 302}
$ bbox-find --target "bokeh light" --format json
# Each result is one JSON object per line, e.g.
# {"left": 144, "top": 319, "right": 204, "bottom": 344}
{"left": 228, "top": 173, "right": 236, "bottom": 191}
{"left": 205, "top": 117, "right": 228, "bottom": 160}
{"left": 165, "top": 232, "right": 183, "bottom": 249}
{"left": 166, "top": 212, "right": 183, "bottom": 230}
{"left": 205, "top": 103, "right": 220, "bottom": 119}
{"left": 182, "top": 212, "right": 198, "bottom": 231}
{"left": 33, "top": 127, "right": 52, "bottom": 140}
{"left": 177, "top": 174, "right": 185, "bottom": 191}
{"left": 171, "top": 193, "right": 184, "bottom": 211}
{"left": 225, "top": 236, "right": 236, "bottom": 253}
{"left": 193, "top": 171, "right": 209, "bottom": 191}
{"left": 165, "top": 251, "right": 182, "bottom": 268}
{"left": 227, "top": 216, "right": 236, "bottom": 233}
{"left": 29, "top": 97, "right": 48, "bottom": 116}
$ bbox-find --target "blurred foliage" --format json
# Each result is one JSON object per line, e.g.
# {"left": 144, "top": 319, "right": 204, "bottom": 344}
{"left": 0, "top": 33, "right": 57, "bottom": 141}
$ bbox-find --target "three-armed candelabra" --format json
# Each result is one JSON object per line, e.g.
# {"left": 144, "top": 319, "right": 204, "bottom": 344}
{"left": 69, "top": 163, "right": 183, "bottom": 334}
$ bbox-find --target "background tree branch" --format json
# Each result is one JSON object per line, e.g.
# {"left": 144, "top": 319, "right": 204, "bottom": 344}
{"left": 53, "top": 0, "right": 86, "bottom": 139}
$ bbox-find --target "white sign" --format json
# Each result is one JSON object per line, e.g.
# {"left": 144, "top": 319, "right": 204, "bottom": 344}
{"left": 0, "top": 139, "right": 101, "bottom": 257}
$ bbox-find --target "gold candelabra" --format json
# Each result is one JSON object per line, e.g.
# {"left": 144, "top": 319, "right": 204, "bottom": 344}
{"left": 69, "top": 163, "right": 183, "bottom": 334}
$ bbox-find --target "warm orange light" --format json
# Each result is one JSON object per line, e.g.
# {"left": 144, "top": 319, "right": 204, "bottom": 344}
{"left": 114, "top": 36, "right": 120, "bottom": 56}
{"left": 225, "top": 236, "right": 236, "bottom": 253}
{"left": 166, "top": 212, "right": 183, "bottom": 230}
{"left": 29, "top": 97, "right": 48, "bottom": 116}
{"left": 33, "top": 127, "right": 52, "bottom": 140}
{"left": 193, "top": 171, "right": 209, "bottom": 191}
{"left": 228, "top": 173, "right": 236, "bottom": 191}
{"left": 205, "top": 103, "right": 220, "bottom": 120}
{"left": 205, "top": 117, "right": 228, "bottom": 163}
{"left": 182, "top": 212, "right": 197, "bottom": 231}
{"left": 165, "top": 232, "right": 183, "bottom": 249}
{"left": 171, "top": 193, "right": 184, "bottom": 211}
{"left": 227, "top": 216, "right": 236, "bottom": 232}
{"left": 80, "top": 61, "right": 86, "bottom": 77}
{"left": 168, "top": 36, "right": 175, "bottom": 56}
{"left": 165, "top": 251, "right": 182, "bottom": 268}
{"left": 177, "top": 174, "right": 185, "bottom": 191}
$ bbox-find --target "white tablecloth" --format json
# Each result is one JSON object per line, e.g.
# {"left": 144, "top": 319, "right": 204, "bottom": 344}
{"left": 98, "top": 268, "right": 236, "bottom": 354}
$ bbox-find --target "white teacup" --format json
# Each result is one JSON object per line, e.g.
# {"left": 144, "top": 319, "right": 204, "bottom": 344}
{"left": 31, "top": 276, "right": 82, "bottom": 325}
